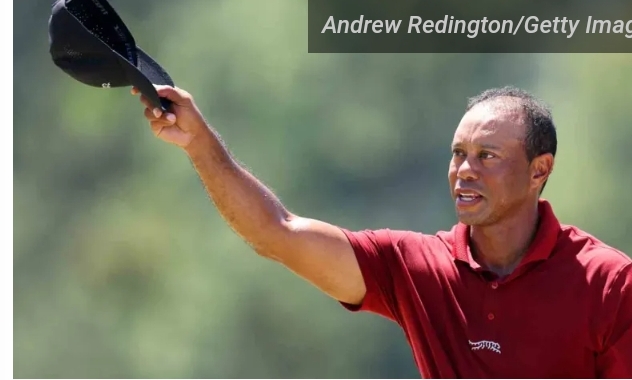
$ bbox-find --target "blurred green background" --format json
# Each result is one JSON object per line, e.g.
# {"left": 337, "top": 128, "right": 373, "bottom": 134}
{"left": 14, "top": 0, "right": 632, "bottom": 378}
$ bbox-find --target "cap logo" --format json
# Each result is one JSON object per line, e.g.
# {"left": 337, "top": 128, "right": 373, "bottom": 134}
{"left": 101, "top": 82, "right": 111, "bottom": 88}
{"left": 112, "top": 24, "right": 134, "bottom": 62}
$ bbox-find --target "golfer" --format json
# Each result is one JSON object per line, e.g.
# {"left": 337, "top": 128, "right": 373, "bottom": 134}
{"left": 133, "top": 85, "right": 631, "bottom": 378}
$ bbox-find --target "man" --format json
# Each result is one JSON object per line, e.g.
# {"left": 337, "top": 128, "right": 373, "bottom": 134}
{"left": 133, "top": 85, "right": 632, "bottom": 378}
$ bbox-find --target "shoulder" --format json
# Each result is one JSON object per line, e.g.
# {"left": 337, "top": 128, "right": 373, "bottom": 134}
{"left": 339, "top": 228, "right": 413, "bottom": 256}
{"left": 556, "top": 223, "right": 631, "bottom": 287}
{"left": 340, "top": 226, "right": 457, "bottom": 264}
{"left": 345, "top": 227, "right": 455, "bottom": 274}
{"left": 558, "top": 224, "right": 631, "bottom": 265}
{"left": 560, "top": 226, "right": 632, "bottom": 343}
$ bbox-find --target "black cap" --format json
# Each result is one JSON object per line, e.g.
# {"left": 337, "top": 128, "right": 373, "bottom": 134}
{"left": 48, "top": 0, "right": 174, "bottom": 111}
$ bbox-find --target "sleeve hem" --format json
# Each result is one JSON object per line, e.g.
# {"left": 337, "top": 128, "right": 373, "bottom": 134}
{"left": 337, "top": 227, "right": 378, "bottom": 313}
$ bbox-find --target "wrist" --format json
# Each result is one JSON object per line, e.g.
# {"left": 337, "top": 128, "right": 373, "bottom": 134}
{"left": 183, "top": 125, "right": 213, "bottom": 156}
{"left": 183, "top": 123, "right": 231, "bottom": 164}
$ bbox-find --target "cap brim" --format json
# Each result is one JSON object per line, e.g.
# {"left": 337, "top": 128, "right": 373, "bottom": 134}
{"left": 118, "top": 48, "right": 174, "bottom": 112}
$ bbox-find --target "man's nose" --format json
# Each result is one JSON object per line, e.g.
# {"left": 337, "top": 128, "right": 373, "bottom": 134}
{"left": 457, "top": 158, "right": 479, "bottom": 181}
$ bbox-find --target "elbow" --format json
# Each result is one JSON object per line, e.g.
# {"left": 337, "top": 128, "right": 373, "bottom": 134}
{"left": 249, "top": 239, "right": 279, "bottom": 261}
{"left": 282, "top": 214, "right": 308, "bottom": 233}
{"left": 252, "top": 246, "right": 276, "bottom": 260}
{"left": 250, "top": 216, "right": 298, "bottom": 261}
{"left": 252, "top": 244, "right": 286, "bottom": 263}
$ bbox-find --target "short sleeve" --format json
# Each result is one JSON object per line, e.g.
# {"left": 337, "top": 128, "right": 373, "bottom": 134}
{"left": 338, "top": 228, "right": 411, "bottom": 322}
{"left": 596, "top": 263, "right": 632, "bottom": 378}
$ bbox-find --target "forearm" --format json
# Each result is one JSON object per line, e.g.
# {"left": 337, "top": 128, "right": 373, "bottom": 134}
{"left": 184, "top": 125, "right": 294, "bottom": 255}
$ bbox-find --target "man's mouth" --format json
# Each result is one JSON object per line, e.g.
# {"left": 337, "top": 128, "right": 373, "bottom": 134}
{"left": 455, "top": 191, "right": 484, "bottom": 207}
{"left": 457, "top": 193, "right": 482, "bottom": 202}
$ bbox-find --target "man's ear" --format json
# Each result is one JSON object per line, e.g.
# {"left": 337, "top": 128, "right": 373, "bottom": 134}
{"left": 531, "top": 153, "right": 554, "bottom": 187}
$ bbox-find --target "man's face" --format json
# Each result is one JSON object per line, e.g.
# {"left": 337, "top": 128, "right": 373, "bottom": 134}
{"left": 448, "top": 101, "right": 538, "bottom": 226}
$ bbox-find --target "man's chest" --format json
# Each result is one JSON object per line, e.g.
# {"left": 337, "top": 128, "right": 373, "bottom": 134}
{"left": 455, "top": 282, "right": 593, "bottom": 377}
{"left": 396, "top": 263, "right": 598, "bottom": 378}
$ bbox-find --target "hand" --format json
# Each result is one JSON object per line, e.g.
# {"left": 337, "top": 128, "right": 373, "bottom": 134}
{"left": 132, "top": 85, "right": 208, "bottom": 149}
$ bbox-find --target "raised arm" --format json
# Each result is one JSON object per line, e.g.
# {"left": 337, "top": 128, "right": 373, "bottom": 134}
{"left": 134, "top": 85, "right": 365, "bottom": 305}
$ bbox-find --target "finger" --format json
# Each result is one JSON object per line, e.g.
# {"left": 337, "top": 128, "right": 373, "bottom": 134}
{"left": 150, "top": 121, "right": 165, "bottom": 137}
{"left": 131, "top": 87, "right": 140, "bottom": 95}
{"left": 164, "top": 113, "right": 177, "bottom": 123}
{"left": 144, "top": 107, "right": 157, "bottom": 121}
{"left": 153, "top": 85, "right": 191, "bottom": 104}
{"left": 150, "top": 120, "right": 174, "bottom": 137}
{"left": 144, "top": 107, "right": 176, "bottom": 124}
{"left": 139, "top": 94, "right": 152, "bottom": 109}
{"left": 139, "top": 95, "right": 164, "bottom": 118}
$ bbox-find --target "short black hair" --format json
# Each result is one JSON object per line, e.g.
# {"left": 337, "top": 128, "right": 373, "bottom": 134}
{"left": 465, "top": 86, "right": 557, "bottom": 193}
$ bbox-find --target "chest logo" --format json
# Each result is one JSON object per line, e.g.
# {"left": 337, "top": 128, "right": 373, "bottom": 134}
{"left": 469, "top": 340, "right": 501, "bottom": 354}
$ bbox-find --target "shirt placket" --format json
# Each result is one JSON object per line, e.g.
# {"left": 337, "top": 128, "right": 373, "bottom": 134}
{"left": 481, "top": 274, "right": 501, "bottom": 342}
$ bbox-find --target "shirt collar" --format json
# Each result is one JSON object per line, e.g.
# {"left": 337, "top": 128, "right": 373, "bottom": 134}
{"left": 453, "top": 199, "right": 561, "bottom": 269}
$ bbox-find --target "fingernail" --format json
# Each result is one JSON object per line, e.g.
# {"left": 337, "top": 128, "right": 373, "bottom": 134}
{"left": 153, "top": 108, "right": 162, "bottom": 118}
{"left": 166, "top": 113, "right": 176, "bottom": 122}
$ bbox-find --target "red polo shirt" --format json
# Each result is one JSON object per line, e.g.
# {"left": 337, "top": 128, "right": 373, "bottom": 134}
{"left": 340, "top": 199, "right": 632, "bottom": 378}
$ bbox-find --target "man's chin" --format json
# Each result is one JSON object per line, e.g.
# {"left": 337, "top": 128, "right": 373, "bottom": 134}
{"left": 454, "top": 198, "right": 490, "bottom": 225}
{"left": 455, "top": 209, "right": 488, "bottom": 226}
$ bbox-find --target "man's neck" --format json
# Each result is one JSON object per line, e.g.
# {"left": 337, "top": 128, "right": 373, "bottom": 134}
{"left": 469, "top": 202, "right": 540, "bottom": 277}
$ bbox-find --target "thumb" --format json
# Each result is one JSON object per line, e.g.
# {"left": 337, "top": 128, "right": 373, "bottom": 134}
{"left": 154, "top": 85, "right": 192, "bottom": 106}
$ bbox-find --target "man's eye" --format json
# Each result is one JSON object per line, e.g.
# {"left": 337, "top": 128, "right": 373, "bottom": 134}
{"left": 452, "top": 150, "right": 465, "bottom": 157}
{"left": 480, "top": 152, "right": 495, "bottom": 159}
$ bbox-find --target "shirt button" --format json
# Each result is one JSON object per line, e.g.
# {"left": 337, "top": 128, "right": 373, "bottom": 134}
{"left": 491, "top": 282, "right": 499, "bottom": 289}
{"left": 488, "top": 313, "right": 495, "bottom": 321}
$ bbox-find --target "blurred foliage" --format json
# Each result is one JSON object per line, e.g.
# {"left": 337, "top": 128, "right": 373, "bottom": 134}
{"left": 14, "top": 0, "right": 632, "bottom": 378}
